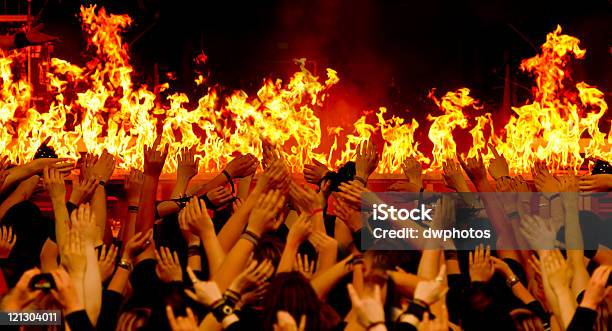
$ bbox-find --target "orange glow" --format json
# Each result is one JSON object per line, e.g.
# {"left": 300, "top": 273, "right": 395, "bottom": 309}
{"left": 0, "top": 7, "right": 608, "bottom": 175}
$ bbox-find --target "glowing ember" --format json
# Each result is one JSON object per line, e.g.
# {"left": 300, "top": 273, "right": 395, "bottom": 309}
{"left": 0, "top": 5, "right": 608, "bottom": 176}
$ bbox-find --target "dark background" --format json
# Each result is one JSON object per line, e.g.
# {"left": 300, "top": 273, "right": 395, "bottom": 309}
{"left": 4, "top": 0, "right": 612, "bottom": 142}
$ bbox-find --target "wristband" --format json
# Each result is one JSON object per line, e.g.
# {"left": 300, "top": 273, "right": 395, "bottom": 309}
{"left": 171, "top": 195, "right": 189, "bottom": 209}
{"left": 223, "top": 289, "right": 240, "bottom": 307}
{"left": 365, "top": 321, "right": 385, "bottom": 330}
{"left": 211, "top": 298, "right": 234, "bottom": 322}
{"left": 128, "top": 205, "right": 139, "bottom": 213}
{"left": 506, "top": 275, "right": 520, "bottom": 287}
{"left": 240, "top": 230, "right": 260, "bottom": 246}
{"left": 405, "top": 299, "right": 429, "bottom": 321}
{"left": 354, "top": 176, "right": 367, "bottom": 187}
{"left": 99, "top": 180, "right": 106, "bottom": 187}
{"left": 187, "top": 245, "right": 200, "bottom": 257}
{"left": 118, "top": 259, "right": 133, "bottom": 272}
{"left": 222, "top": 170, "right": 235, "bottom": 194}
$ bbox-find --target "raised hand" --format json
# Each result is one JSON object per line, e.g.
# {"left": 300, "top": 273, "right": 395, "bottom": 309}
{"left": 68, "top": 176, "right": 97, "bottom": 205}
{"left": 286, "top": 214, "right": 312, "bottom": 247}
{"left": 80, "top": 154, "right": 97, "bottom": 180}
{"left": 295, "top": 254, "right": 316, "bottom": 279}
{"left": 541, "top": 250, "right": 572, "bottom": 293}
{"left": 91, "top": 150, "right": 115, "bottom": 184}
{"left": 224, "top": 154, "right": 258, "bottom": 179}
{"left": 155, "top": 247, "right": 182, "bottom": 282}
{"left": 166, "top": 305, "right": 199, "bottom": 331}
{"left": 122, "top": 230, "right": 153, "bottom": 263}
{"left": 354, "top": 141, "right": 379, "bottom": 180}
{"left": 491, "top": 256, "right": 515, "bottom": 280}
{"left": 532, "top": 161, "right": 560, "bottom": 193}
{"left": 60, "top": 229, "right": 86, "bottom": 277}
{"left": 184, "top": 267, "right": 222, "bottom": 306}
{"left": 0, "top": 225, "right": 16, "bottom": 258}
{"left": 177, "top": 147, "right": 199, "bottom": 183}
{"left": 31, "top": 157, "right": 74, "bottom": 174}
{"left": 71, "top": 203, "right": 97, "bottom": 245}
{"left": 414, "top": 265, "right": 448, "bottom": 305}
{"left": 0, "top": 268, "right": 43, "bottom": 310}
{"left": 469, "top": 244, "right": 494, "bottom": 283}
{"left": 401, "top": 156, "right": 423, "bottom": 189}
{"left": 487, "top": 143, "right": 509, "bottom": 180}
{"left": 178, "top": 207, "right": 200, "bottom": 246}
{"left": 125, "top": 168, "right": 144, "bottom": 205}
{"left": 257, "top": 159, "right": 290, "bottom": 192}
{"left": 459, "top": 155, "right": 488, "bottom": 186}
{"left": 274, "top": 311, "right": 306, "bottom": 331}
{"left": 228, "top": 259, "right": 274, "bottom": 295}
{"left": 43, "top": 166, "right": 67, "bottom": 201}
{"left": 262, "top": 140, "right": 281, "bottom": 169}
{"left": 144, "top": 135, "right": 169, "bottom": 177}
{"left": 578, "top": 174, "right": 612, "bottom": 192}
{"left": 288, "top": 182, "right": 322, "bottom": 214}
{"left": 206, "top": 186, "right": 234, "bottom": 208}
{"left": 303, "top": 159, "right": 330, "bottom": 185}
{"left": 442, "top": 160, "right": 469, "bottom": 191}
{"left": 580, "top": 265, "right": 612, "bottom": 309}
{"left": 347, "top": 283, "right": 384, "bottom": 329}
{"left": 50, "top": 268, "right": 83, "bottom": 314}
{"left": 336, "top": 180, "right": 369, "bottom": 210}
{"left": 520, "top": 215, "right": 556, "bottom": 250}
{"left": 246, "top": 189, "right": 286, "bottom": 236}
{"left": 98, "top": 244, "right": 118, "bottom": 282}
{"left": 182, "top": 197, "right": 214, "bottom": 239}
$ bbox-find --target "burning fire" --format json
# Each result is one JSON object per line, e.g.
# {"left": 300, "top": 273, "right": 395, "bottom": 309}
{"left": 0, "top": 5, "right": 608, "bottom": 176}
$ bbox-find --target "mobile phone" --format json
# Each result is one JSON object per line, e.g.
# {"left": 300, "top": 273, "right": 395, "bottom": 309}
{"left": 29, "top": 273, "right": 56, "bottom": 292}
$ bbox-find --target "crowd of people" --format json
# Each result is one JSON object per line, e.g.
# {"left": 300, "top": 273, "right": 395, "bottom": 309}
{"left": 0, "top": 137, "right": 610, "bottom": 331}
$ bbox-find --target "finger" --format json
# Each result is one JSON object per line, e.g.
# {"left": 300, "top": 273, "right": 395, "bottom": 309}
{"left": 165, "top": 305, "right": 178, "bottom": 329}
{"left": 346, "top": 283, "right": 361, "bottom": 306}
{"left": 186, "top": 267, "right": 199, "bottom": 284}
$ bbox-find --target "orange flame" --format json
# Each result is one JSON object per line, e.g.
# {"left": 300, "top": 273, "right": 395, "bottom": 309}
{"left": 0, "top": 7, "right": 608, "bottom": 177}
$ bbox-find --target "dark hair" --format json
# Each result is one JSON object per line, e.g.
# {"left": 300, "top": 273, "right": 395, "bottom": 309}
{"left": 322, "top": 161, "right": 356, "bottom": 192}
{"left": 510, "top": 308, "right": 545, "bottom": 331}
{"left": 262, "top": 272, "right": 323, "bottom": 331}
{"left": 253, "top": 234, "right": 285, "bottom": 267}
